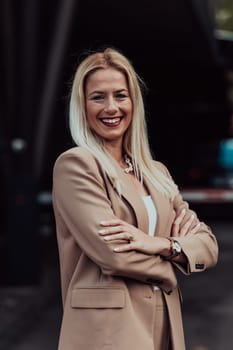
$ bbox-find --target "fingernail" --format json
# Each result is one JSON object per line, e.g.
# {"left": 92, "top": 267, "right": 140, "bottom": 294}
{"left": 104, "top": 236, "right": 110, "bottom": 241}
{"left": 98, "top": 229, "right": 105, "bottom": 234}
{"left": 113, "top": 247, "right": 119, "bottom": 251}
{"left": 100, "top": 221, "right": 107, "bottom": 225}
{"left": 182, "top": 208, "right": 186, "bottom": 214}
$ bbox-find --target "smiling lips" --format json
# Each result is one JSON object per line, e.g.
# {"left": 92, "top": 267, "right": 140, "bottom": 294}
{"left": 100, "top": 117, "right": 122, "bottom": 127}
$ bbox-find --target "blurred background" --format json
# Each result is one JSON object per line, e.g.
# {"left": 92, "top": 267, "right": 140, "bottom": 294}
{"left": 0, "top": 0, "right": 233, "bottom": 349}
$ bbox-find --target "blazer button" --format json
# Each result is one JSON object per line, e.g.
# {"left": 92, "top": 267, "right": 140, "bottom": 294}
{"left": 195, "top": 263, "right": 204, "bottom": 270}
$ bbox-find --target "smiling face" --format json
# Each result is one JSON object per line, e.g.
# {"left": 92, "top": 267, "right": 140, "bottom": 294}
{"left": 85, "top": 67, "right": 133, "bottom": 149}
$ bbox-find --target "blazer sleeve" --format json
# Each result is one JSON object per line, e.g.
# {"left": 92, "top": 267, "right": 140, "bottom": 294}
{"left": 156, "top": 161, "right": 219, "bottom": 275}
{"left": 52, "top": 150, "right": 177, "bottom": 293}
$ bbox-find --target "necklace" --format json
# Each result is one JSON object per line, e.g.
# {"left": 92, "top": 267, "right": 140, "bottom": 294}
{"left": 123, "top": 154, "right": 134, "bottom": 174}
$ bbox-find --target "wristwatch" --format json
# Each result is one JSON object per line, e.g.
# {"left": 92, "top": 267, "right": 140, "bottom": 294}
{"left": 163, "top": 238, "right": 182, "bottom": 260}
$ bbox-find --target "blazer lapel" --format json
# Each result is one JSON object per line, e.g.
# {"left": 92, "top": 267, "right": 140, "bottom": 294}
{"left": 120, "top": 176, "right": 149, "bottom": 234}
{"left": 109, "top": 158, "right": 149, "bottom": 234}
{"left": 143, "top": 175, "right": 172, "bottom": 237}
{"left": 108, "top": 157, "right": 172, "bottom": 237}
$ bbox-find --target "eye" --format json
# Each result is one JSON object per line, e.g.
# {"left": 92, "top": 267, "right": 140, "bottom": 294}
{"left": 91, "top": 94, "right": 104, "bottom": 101}
{"left": 115, "top": 92, "right": 128, "bottom": 99}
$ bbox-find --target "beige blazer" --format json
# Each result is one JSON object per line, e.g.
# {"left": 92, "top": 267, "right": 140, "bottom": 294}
{"left": 52, "top": 147, "right": 218, "bottom": 350}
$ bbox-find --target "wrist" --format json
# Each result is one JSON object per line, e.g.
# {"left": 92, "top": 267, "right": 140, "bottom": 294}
{"left": 161, "top": 238, "right": 182, "bottom": 260}
{"left": 159, "top": 237, "right": 172, "bottom": 257}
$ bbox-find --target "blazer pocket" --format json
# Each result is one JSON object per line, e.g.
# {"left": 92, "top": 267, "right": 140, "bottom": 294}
{"left": 71, "top": 288, "right": 125, "bottom": 308}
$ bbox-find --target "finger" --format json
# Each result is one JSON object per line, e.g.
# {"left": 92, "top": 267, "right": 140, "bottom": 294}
{"left": 172, "top": 208, "right": 186, "bottom": 236}
{"left": 179, "top": 215, "right": 194, "bottom": 236}
{"left": 179, "top": 214, "right": 195, "bottom": 236}
{"left": 172, "top": 221, "right": 180, "bottom": 237}
{"left": 171, "top": 224, "right": 179, "bottom": 237}
{"left": 113, "top": 243, "right": 135, "bottom": 253}
{"left": 189, "top": 222, "right": 201, "bottom": 234}
{"left": 100, "top": 219, "right": 123, "bottom": 227}
{"left": 98, "top": 226, "right": 125, "bottom": 236}
{"left": 174, "top": 208, "right": 186, "bottom": 225}
{"left": 103, "top": 233, "right": 131, "bottom": 241}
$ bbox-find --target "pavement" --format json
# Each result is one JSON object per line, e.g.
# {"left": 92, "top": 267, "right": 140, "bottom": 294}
{"left": 0, "top": 220, "right": 232, "bottom": 350}
{"left": 0, "top": 263, "right": 62, "bottom": 350}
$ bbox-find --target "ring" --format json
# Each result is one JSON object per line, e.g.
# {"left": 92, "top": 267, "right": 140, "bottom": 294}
{"left": 128, "top": 233, "right": 134, "bottom": 242}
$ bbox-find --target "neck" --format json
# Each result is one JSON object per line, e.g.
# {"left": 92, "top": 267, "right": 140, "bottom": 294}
{"left": 103, "top": 142, "right": 123, "bottom": 163}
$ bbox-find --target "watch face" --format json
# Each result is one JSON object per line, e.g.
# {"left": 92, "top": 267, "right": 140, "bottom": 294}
{"left": 174, "top": 241, "right": 182, "bottom": 254}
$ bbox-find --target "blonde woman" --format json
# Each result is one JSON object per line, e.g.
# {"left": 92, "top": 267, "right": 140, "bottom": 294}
{"left": 52, "top": 48, "right": 218, "bottom": 350}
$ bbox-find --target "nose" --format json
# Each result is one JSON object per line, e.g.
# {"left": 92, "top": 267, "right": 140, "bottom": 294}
{"left": 104, "top": 97, "right": 118, "bottom": 115}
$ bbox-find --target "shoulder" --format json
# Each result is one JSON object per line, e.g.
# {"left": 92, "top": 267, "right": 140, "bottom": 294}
{"left": 54, "top": 146, "right": 97, "bottom": 165}
{"left": 152, "top": 160, "right": 171, "bottom": 178}
{"left": 53, "top": 147, "right": 101, "bottom": 175}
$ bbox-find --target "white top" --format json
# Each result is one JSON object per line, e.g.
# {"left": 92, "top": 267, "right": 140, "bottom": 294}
{"left": 142, "top": 195, "right": 157, "bottom": 236}
{"left": 142, "top": 195, "right": 160, "bottom": 291}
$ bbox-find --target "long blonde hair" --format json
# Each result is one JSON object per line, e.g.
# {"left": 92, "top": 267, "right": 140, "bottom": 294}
{"left": 69, "top": 48, "right": 178, "bottom": 199}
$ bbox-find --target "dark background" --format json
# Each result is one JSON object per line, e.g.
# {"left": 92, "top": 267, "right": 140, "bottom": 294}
{"left": 1, "top": 0, "right": 232, "bottom": 190}
{"left": 0, "top": 0, "right": 232, "bottom": 292}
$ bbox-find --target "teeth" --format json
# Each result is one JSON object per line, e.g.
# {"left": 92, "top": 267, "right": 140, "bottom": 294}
{"left": 101, "top": 118, "right": 120, "bottom": 124}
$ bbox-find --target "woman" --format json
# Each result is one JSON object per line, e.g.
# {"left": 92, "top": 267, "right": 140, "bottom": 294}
{"left": 52, "top": 48, "right": 218, "bottom": 350}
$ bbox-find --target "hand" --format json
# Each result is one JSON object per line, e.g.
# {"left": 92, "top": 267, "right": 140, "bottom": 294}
{"left": 171, "top": 208, "right": 200, "bottom": 237}
{"left": 99, "top": 219, "right": 170, "bottom": 255}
